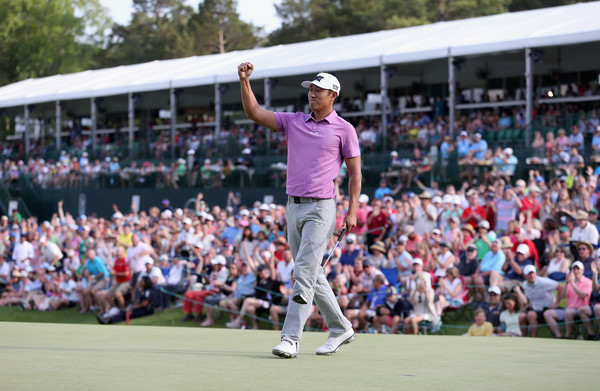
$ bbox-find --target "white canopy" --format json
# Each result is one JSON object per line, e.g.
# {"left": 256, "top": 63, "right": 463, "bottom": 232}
{"left": 1, "top": 1, "right": 599, "bottom": 109}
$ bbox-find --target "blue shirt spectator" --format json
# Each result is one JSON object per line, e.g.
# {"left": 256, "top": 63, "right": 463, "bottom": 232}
{"left": 85, "top": 256, "right": 109, "bottom": 281}
{"left": 470, "top": 134, "right": 488, "bottom": 160}
{"left": 457, "top": 132, "right": 471, "bottom": 158}
{"left": 233, "top": 267, "right": 256, "bottom": 298}
{"left": 480, "top": 249, "right": 505, "bottom": 275}
{"left": 374, "top": 180, "right": 392, "bottom": 200}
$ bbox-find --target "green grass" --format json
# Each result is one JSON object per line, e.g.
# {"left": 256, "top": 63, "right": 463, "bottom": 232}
{"left": 1, "top": 321, "right": 598, "bottom": 391}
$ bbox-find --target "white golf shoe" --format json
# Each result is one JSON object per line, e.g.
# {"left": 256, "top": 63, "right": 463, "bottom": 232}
{"left": 316, "top": 329, "right": 356, "bottom": 356}
{"left": 272, "top": 339, "right": 299, "bottom": 358}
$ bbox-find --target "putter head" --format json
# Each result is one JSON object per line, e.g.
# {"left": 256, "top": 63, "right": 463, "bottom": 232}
{"left": 292, "top": 294, "right": 308, "bottom": 305}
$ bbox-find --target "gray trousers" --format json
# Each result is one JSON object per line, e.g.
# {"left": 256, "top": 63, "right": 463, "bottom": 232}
{"left": 281, "top": 198, "right": 352, "bottom": 343}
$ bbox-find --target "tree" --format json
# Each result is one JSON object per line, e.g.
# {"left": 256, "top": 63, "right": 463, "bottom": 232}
{"left": 191, "top": 0, "right": 259, "bottom": 54}
{"left": 0, "top": 0, "right": 111, "bottom": 85}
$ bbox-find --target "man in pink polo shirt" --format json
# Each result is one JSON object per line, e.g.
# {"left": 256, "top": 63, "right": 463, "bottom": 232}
{"left": 238, "top": 62, "right": 361, "bottom": 358}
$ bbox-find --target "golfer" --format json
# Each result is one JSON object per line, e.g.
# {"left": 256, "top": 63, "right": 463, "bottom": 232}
{"left": 238, "top": 62, "right": 361, "bottom": 358}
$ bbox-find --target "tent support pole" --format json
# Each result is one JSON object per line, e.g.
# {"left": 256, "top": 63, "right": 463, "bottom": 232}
{"left": 264, "top": 78, "right": 271, "bottom": 152}
{"left": 525, "top": 48, "right": 533, "bottom": 147}
{"left": 91, "top": 98, "right": 97, "bottom": 158}
{"left": 215, "top": 83, "right": 222, "bottom": 144}
{"left": 24, "top": 105, "right": 30, "bottom": 158}
{"left": 55, "top": 101, "right": 61, "bottom": 151}
{"left": 128, "top": 93, "right": 135, "bottom": 156}
{"left": 448, "top": 53, "right": 456, "bottom": 141}
{"left": 380, "top": 63, "right": 388, "bottom": 152}
{"left": 170, "top": 87, "right": 176, "bottom": 161}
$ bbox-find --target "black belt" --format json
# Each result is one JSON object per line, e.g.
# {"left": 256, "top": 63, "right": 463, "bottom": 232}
{"left": 288, "top": 196, "right": 328, "bottom": 204}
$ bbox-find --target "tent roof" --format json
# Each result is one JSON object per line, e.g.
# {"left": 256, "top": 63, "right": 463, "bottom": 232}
{"left": 1, "top": 1, "right": 599, "bottom": 109}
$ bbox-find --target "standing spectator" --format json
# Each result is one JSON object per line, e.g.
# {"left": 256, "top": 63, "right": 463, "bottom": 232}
{"left": 514, "top": 265, "right": 563, "bottom": 337}
{"left": 569, "top": 125, "right": 584, "bottom": 153}
{"left": 461, "top": 189, "right": 486, "bottom": 229}
{"left": 366, "top": 199, "right": 388, "bottom": 250}
{"left": 520, "top": 185, "right": 541, "bottom": 223}
{"left": 13, "top": 233, "right": 34, "bottom": 270}
{"left": 410, "top": 192, "right": 437, "bottom": 237}
{"left": 495, "top": 186, "right": 522, "bottom": 234}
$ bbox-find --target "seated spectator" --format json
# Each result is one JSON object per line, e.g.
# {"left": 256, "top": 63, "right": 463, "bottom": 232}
{"left": 345, "top": 274, "right": 387, "bottom": 332}
{"left": 514, "top": 265, "right": 563, "bottom": 338}
{"left": 578, "top": 262, "right": 600, "bottom": 340}
{"left": 219, "top": 262, "right": 256, "bottom": 322}
{"left": 467, "top": 308, "right": 493, "bottom": 336}
{"left": 97, "top": 276, "right": 155, "bottom": 324}
{"left": 160, "top": 256, "right": 188, "bottom": 307}
{"left": 201, "top": 262, "right": 240, "bottom": 327}
{"left": 571, "top": 212, "right": 599, "bottom": 247}
{"left": 483, "top": 286, "right": 503, "bottom": 333}
{"left": 226, "top": 265, "right": 279, "bottom": 330}
{"left": 373, "top": 285, "right": 409, "bottom": 334}
{"left": 437, "top": 267, "right": 465, "bottom": 309}
{"left": 84, "top": 249, "right": 110, "bottom": 312}
{"left": 542, "top": 246, "right": 570, "bottom": 281}
{"left": 0, "top": 270, "right": 26, "bottom": 306}
{"left": 432, "top": 241, "right": 456, "bottom": 280}
{"left": 457, "top": 243, "right": 480, "bottom": 301}
{"left": 406, "top": 258, "right": 432, "bottom": 295}
{"left": 498, "top": 292, "right": 522, "bottom": 337}
{"left": 503, "top": 243, "right": 534, "bottom": 286}
{"left": 181, "top": 255, "right": 227, "bottom": 322}
{"left": 544, "top": 261, "right": 593, "bottom": 338}
{"left": 575, "top": 241, "right": 596, "bottom": 278}
{"left": 403, "top": 281, "right": 438, "bottom": 335}
{"left": 472, "top": 239, "right": 505, "bottom": 306}
{"left": 367, "top": 241, "right": 387, "bottom": 270}
{"left": 356, "top": 259, "right": 387, "bottom": 295}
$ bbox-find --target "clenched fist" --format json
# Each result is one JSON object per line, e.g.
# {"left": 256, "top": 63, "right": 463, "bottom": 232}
{"left": 238, "top": 62, "right": 254, "bottom": 80}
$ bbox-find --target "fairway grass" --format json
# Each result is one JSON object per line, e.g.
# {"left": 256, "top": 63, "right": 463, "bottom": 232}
{"left": 1, "top": 322, "right": 597, "bottom": 391}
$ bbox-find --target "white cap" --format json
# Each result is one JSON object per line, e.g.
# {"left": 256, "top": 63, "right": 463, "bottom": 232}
{"left": 346, "top": 233, "right": 357, "bottom": 243}
{"left": 259, "top": 204, "right": 269, "bottom": 211}
{"left": 159, "top": 254, "right": 169, "bottom": 262}
{"left": 432, "top": 196, "right": 442, "bottom": 204}
{"left": 572, "top": 260, "right": 584, "bottom": 270}
{"left": 479, "top": 220, "right": 490, "bottom": 230}
{"left": 460, "top": 131, "right": 468, "bottom": 136}
{"left": 442, "top": 194, "right": 452, "bottom": 204}
{"left": 175, "top": 208, "right": 183, "bottom": 217}
{"left": 239, "top": 209, "right": 250, "bottom": 216}
{"left": 242, "top": 148, "right": 252, "bottom": 155}
{"left": 383, "top": 196, "right": 394, "bottom": 203}
{"left": 301, "top": 72, "right": 341, "bottom": 95}
{"left": 488, "top": 286, "right": 501, "bottom": 295}
{"left": 398, "top": 235, "right": 409, "bottom": 243}
{"left": 182, "top": 217, "right": 192, "bottom": 225}
{"left": 211, "top": 255, "right": 226, "bottom": 266}
{"left": 112, "top": 212, "right": 123, "bottom": 219}
{"left": 358, "top": 194, "right": 369, "bottom": 203}
{"left": 144, "top": 259, "right": 154, "bottom": 265}
{"left": 523, "top": 265, "right": 536, "bottom": 275}
{"left": 187, "top": 149, "right": 195, "bottom": 155}
{"left": 412, "top": 258, "right": 423, "bottom": 266}
{"left": 517, "top": 243, "right": 530, "bottom": 255}
{"left": 263, "top": 250, "right": 272, "bottom": 258}
{"left": 504, "top": 147, "right": 513, "bottom": 155}
{"left": 390, "top": 151, "right": 398, "bottom": 157}
{"left": 452, "top": 195, "right": 462, "bottom": 205}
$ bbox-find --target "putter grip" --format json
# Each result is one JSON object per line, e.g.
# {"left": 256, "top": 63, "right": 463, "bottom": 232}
{"left": 338, "top": 227, "right": 348, "bottom": 242}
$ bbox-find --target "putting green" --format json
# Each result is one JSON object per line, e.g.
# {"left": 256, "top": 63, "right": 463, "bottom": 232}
{"left": 1, "top": 322, "right": 597, "bottom": 390}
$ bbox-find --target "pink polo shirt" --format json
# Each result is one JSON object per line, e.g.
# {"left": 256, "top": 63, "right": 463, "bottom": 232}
{"left": 566, "top": 276, "right": 592, "bottom": 309}
{"left": 274, "top": 110, "right": 360, "bottom": 199}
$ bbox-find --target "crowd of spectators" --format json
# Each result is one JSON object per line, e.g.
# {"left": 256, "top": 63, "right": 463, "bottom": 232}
{"left": 1, "top": 160, "right": 600, "bottom": 338}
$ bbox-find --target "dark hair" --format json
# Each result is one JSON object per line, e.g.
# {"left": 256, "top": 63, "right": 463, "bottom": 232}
{"left": 140, "top": 276, "right": 153, "bottom": 290}
{"left": 502, "top": 292, "right": 520, "bottom": 312}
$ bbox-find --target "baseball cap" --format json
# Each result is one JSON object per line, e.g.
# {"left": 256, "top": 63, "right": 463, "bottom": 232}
{"left": 460, "top": 131, "right": 468, "bottom": 136}
{"left": 159, "top": 254, "right": 169, "bottom": 262}
{"left": 362, "top": 259, "right": 372, "bottom": 267}
{"left": 385, "top": 286, "right": 398, "bottom": 296}
{"left": 571, "top": 260, "right": 584, "bottom": 270}
{"left": 144, "top": 259, "right": 154, "bottom": 265}
{"left": 346, "top": 233, "right": 357, "bottom": 243}
{"left": 358, "top": 194, "right": 369, "bottom": 203}
{"left": 442, "top": 194, "right": 453, "bottom": 204}
{"left": 211, "top": 255, "right": 226, "bottom": 266}
{"left": 488, "top": 286, "right": 501, "bottom": 295}
{"left": 515, "top": 179, "right": 526, "bottom": 187}
{"left": 523, "top": 265, "right": 536, "bottom": 275}
{"left": 301, "top": 73, "right": 341, "bottom": 95}
{"left": 432, "top": 196, "right": 442, "bottom": 204}
{"left": 412, "top": 258, "right": 423, "bottom": 266}
{"left": 479, "top": 220, "right": 490, "bottom": 230}
{"left": 182, "top": 217, "right": 192, "bottom": 225}
{"left": 517, "top": 243, "right": 530, "bottom": 255}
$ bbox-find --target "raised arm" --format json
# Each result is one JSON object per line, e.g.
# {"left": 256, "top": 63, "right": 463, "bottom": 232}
{"left": 344, "top": 156, "right": 362, "bottom": 231}
{"left": 238, "top": 62, "right": 277, "bottom": 130}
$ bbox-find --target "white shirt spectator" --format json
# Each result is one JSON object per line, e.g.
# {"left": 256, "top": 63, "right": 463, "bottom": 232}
{"left": 13, "top": 240, "right": 34, "bottom": 269}
{"left": 571, "top": 222, "right": 599, "bottom": 246}
{"left": 59, "top": 278, "right": 79, "bottom": 302}
{"left": 140, "top": 265, "right": 166, "bottom": 285}
{"left": 276, "top": 259, "right": 294, "bottom": 286}
{"left": 166, "top": 263, "right": 184, "bottom": 285}
{"left": 126, "top": 242, "right": 154, "bottom": 273}
{"left": 41, "top": 241, "right": 63, "bottom": 265}
{"left": 412, "top": 203, "right": 438, "bottom": 236}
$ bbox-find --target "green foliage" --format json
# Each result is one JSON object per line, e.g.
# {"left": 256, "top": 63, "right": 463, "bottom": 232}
{"left": 0, "top": 0, "right": 110, "bottom": 85}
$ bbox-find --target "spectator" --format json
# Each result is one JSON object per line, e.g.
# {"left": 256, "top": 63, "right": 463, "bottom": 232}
{"left": 97, "top": 276, "right": 155, "bottom": 324}
{"left": 578, "top": 261, "right": 600, "bottom": 340}
{"left": 542, "top": 246, "right": 570, "bottom": 281}
{"left": 181, "top": 255, "right": 227, "bottom": 322}
{"left": 571, "top": 211, "right": 599, "bottom": 246}
{"left": 497, "top": 292, "right": 522, "bottom": 337}
{"left": 544, "top": 261, "right": 592, "bottom": 339}
{"left": 403, "top": 281, "right": 438, "bottom": 335}
{"left": 482, "top": 286, "right": 503, "bottom": 333}
{"left": 387, "top": 235, "right": 413, "bottom": 287}
{"left": 514, "top": 265, "right": 563, "bottom": 337}
{"left": 373, "top": 285, "right": 408, "bottom": 334}
{"left": 467, "top": 308, "right": 493, "bottom": 336}
{"left": 219, "top": 262, "right": 256, "bottom": 322}
{"left": 503, "top": 243, "right": 534, "bottom": 285}
{"left": 410, "top": 191, "right": 437, "bottom": 237}
{"left": 201, "top": 262, "right": 240, "bottom": 327}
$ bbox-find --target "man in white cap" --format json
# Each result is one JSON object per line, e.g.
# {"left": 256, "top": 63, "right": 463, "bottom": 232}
{"left": 238, "top": 62, "right": 360, "bottom": 358}
{"left": 496, "top": 147, "right": 518, "bottom": 182}
{"left": 469, "top": 133, "right": 488, "bottom": 161}
{"left": 571, "top": 211, "right": 598, "bottom": 246}
{"left": 513, "top": 264, "right": 563, "bottom": 337}
{"left": 503, "top": 243, "right": 535, "bottom": 284}
{"left": 410, "top": 191, "right": 437, "bottom": 236}
{"left": 543, "top": 261, "right": 592, "bottom": 339}
{"left": 457, "top": 131, "right": 471, "bottom": 159}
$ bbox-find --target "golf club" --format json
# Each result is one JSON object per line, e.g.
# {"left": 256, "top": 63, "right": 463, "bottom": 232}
{"left": 292, "top": 227, "right": 347, "bottom": 305}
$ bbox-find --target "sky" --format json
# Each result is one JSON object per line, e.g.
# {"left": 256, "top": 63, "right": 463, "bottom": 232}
{"left": 99, "top": 0, "right": 282, "bottom": 33}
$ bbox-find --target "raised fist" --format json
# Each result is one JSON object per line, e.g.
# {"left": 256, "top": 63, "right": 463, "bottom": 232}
{"left": 238, "top": 62, "right": 254, "bottom": 79}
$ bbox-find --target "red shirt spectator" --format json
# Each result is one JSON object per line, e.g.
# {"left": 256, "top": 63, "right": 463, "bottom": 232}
{"left": 511, "top": 230, "right": 539, "bottom": 262}
{"left": 520, "top": 186, "right": 541, "bottom": 222}
{"left": 113, "top": 256, "right": 131, "bottom": 284}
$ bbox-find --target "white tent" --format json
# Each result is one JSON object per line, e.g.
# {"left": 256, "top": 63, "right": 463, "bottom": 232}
{"left": 0, "top": 2, "right": 599, "bottom": 109}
